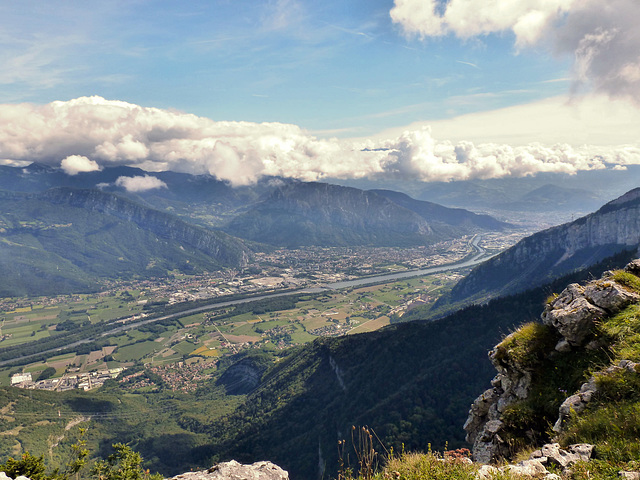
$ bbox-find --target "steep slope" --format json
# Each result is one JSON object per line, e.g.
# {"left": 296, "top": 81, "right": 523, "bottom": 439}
{"left": 370, "top": 189, "right": 511, "bottom": 230}
{"left": 224, "top": 182, "right": 508, "bottom": 247}
{"left": 0, "top": 188, "right": 251, "bottom": 296}
{"left": 446, "top": 188, "right": 640, "bottom": 304}
{"left": 224, "top": 182, "right": 436, "bottom": 247}
{"left": 0, "top": 163, "right": 280, "bottom": 228}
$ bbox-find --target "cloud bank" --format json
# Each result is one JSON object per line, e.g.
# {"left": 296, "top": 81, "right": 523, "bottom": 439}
{"left": 0, "top": 96, "right": 637, "bottom": 185}
{"left": 390, "top": 0, "right": 640, "bottom": 103}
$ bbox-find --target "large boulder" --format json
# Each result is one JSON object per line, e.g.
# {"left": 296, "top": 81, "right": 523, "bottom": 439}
{"left": 167, "top": 461, "right": 288, "bottom": 480}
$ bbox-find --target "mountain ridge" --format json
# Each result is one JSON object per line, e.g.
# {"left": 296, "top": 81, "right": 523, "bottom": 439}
{"left": 0, "top": 188, "right": 252, "bottom": 296}
{"left": 225, "top": 182, "right": 509, "bottom": 247}
{"left": 445, "top": 187, "right": 640, "bottom": 305}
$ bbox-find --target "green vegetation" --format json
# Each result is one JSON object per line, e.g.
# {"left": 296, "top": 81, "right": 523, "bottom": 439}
{"left": 91, "top": 443, "right": 162, "bottom": 480}
{"left": 611, "top": 269, "right": 640, "bottom": 293}
{"left": 36, "top": 367, "right": 56, "bottom": 381}
{"left": 0, "top": 435, "right": 162, "bottom": 480}
{"left": 492, "top": 322, "right": 557, "bottom": 369}
{"left": 0, "top": 189, "right": 249, "bottom": 297}
{"left": 0, "top": 251, "right": 634, "bottom": 479}
{"left": 554, "top": 302, "right": 640, "bottom": 470}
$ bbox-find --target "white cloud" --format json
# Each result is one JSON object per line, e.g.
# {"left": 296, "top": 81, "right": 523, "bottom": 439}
{"left": 390, "top": 0, "right": 640, "bottom": 103}
{"left": 390, "top": 0, "right": 575, "bottom": 45}
{"left": 60, "top": 155, "right": 101, "bottom": 175}
{"left": 0, "top": 96, "right": 637, "bottom": 186}
{"left": 115, "top": 175, "right": 167, "bottom": 192}
{"left": 374, "top": 126, "right": 613, "bottom": 183}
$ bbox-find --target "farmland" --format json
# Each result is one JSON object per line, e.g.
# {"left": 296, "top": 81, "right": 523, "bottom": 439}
{"left": 0, "top": 271, "right": 461, "bottom": 389}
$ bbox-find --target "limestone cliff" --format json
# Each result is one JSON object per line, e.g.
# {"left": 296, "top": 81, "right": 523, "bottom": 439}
{"left": 449, "top": 188, "right": 640, "bottom": 304}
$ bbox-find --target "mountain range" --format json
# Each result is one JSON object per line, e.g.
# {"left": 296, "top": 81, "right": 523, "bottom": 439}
{"left": 0, "top": 164, "right": 512, "bottom": 295}
{"left": 0, "top": 188, "right": 251, "bottom": 296}
{"left": 1, "top": 165, "right": 640, "bottom": 479}
{"left": 330, "top": 167, "right": 640, "bottom": 215}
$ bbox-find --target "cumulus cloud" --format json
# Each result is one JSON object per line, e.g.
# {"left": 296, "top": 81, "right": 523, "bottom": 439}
{"left": 375, "top": 126, "right": 616, "bottom": 183}
{"left": 390, "top": 0, "right": 640, "bottom": 103}
{"left": 115, "top": 175, "right": 167, "bottom": 192}
{"left": 0, "top": 96, "right": 637, "bottom": 186}
{"left": 60, "top": 155, "right": 101, "bottom": 175}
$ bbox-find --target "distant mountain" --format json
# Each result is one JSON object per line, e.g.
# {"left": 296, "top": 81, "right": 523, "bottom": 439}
{"left": 370, "top": 189, "right": 511, "bottom": 230}
{"left": 224, "top": 182, "right": 509, "bottom": 247}
{"left": 0, "top": 163, "right": 282, "bottom": 228}
{"left": 329, "top": 168, "right": 640, "bottom": 215}
{"left": 0, "top": 188, "right": 251, "bottom": 296}
{"left": 445, "top": 187, "right": 640, "bottom": 304}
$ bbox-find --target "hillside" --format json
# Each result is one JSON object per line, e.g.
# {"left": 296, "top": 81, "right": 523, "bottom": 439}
{"left": 225, "top": 182, "right": 508, "bottom": 247}
{"left": 0, "top": 188, "right": 251, "bottom": 296}
{"left": 445, "top": 187, "right": 640, "bottom": 305}
{"left": 369, "top": 189, "right": 511, "bottom": 231}
{"left": 172, "top": 252, "right": 634, "bottom": 479}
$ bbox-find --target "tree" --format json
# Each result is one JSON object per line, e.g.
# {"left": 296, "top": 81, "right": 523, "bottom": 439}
{"left": 90, "top": 444, "right": 162, "bottom": 480}
{"left": 37, "top": 367, "right": 56, "bottom": 381}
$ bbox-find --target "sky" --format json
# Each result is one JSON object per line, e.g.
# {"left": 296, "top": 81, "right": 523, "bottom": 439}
{"left": 0, "top": 0, "right": 639, "bottom": 189}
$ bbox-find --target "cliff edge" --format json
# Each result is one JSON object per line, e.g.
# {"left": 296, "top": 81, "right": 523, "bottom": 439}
{"left": 465, "top": 259, "right": 640, "bottom": 466}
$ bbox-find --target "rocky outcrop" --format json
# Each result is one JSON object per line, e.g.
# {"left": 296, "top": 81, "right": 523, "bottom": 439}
{"left": 476, "top": 443, "right": 593, "bottom": 479}
{"left": 465, "top": 261, "right": 640, "bottom": 463}
{"left": 542, "top": 273, "right": 640, "bottom": 351}
{"left": 0, "top": 473, "right": 31, "bottom": 480}
{"left": 553, "top": 360, "right": 640, "bottom": 433}
{"left": 449, "top": 188, "right": 640, "bottom": 303}
{"left": 167, "top": 461, "right": 288, "bottom": 480}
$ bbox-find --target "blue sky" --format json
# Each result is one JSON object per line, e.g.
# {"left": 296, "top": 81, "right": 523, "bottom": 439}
{"left": 0, "top": 0, "right": 569, "bottom": 135}
{"left": 0, "top": 0, "right": 638, "bottom": 186}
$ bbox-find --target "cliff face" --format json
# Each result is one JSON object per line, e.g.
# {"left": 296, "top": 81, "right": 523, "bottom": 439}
{"left": 449, "top": 188, "right": 640, "bottom": 304}
{"left": 40, "top": 187, "right": 251, "bottom": 267}
{"left": 465, "top": 259, "right": 640, "bottom": 464}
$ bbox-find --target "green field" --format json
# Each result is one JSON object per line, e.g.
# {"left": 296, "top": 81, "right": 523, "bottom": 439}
{"left": 0, "top": 271, "right": 459, "bottom": 384}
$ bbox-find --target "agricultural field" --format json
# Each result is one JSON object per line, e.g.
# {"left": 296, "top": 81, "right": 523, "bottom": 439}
{"left": 0, "top": 272, "right": 460, "bottom": 388}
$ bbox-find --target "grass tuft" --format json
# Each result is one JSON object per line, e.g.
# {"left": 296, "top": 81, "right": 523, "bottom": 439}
{"left": 492, "top": 322, "right": 557, "bottom": 370}
{"left": 611, "top": 270, "right": 640, "bottom": 293}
